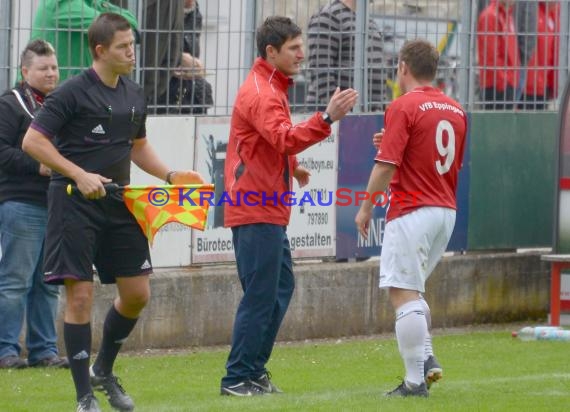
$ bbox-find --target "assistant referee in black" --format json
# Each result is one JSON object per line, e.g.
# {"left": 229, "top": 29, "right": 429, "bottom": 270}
{"left": 23, "top": 12, "right": 204, "bottom": 412}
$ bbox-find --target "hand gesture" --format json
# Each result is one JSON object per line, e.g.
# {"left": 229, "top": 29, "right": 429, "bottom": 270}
{"left": 293, "top": 166, "right": 311, "bottom": 188}
{"left": 324, "top": 87, "right": 358, "bottom": 122}
{"left": 174, "top": 52, "right": 205, "bottom": 79}
{"left": 373, "top": 128, "right": 385, "bottom": 150}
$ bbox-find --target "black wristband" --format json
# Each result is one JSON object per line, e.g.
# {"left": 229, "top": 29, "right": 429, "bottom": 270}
{"left": 165, "top": 170, "right": 176, "bottom": 184}
{"left": 321, "top": 112, "right": 333, "bottom": 125}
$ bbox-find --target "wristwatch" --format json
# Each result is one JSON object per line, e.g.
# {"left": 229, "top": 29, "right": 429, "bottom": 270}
{"left": 321, "top": 112, "right": 334, "bottom": 125}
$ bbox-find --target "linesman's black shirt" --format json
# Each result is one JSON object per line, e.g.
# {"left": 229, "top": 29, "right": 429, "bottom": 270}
{"left": 31, "top": 69, "right": 146, "bottom": 185}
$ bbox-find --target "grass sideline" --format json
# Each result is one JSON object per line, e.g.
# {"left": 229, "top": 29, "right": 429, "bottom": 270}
{"left": 2, "top": 328, "right": 569, "bottom": 411}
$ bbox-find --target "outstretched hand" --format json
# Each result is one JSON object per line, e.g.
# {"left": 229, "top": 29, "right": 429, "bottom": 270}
{"left": 325, "top": 87, "right": 358, "bottom": 122}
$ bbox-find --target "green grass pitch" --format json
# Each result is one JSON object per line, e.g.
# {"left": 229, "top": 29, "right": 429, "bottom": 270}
{"left": 2, "top": 328, "right": 569, "bottom": 411}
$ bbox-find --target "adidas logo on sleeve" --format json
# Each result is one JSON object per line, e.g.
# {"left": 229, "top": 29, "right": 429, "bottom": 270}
{"left": 91, "top": 124, "right": 106, "bottom": 134}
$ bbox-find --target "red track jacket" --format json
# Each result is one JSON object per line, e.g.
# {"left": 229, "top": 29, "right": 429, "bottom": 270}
{"left": 525, "top": 2, "right": 560, "bottom": 98}
{"left": 477, "top": 0, "right": 520, "bottom": 91}
{"left": 223, "top": 58, "right": 331, "bottom": 227}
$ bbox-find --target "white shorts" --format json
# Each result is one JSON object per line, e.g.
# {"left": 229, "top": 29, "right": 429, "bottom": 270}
{"left": 379, "top": 207, "right": 456, "bottom": 293}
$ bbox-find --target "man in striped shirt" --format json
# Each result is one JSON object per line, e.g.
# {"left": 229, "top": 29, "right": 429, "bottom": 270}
{"left": 306, "top": 0, "right": 388, "bottom": 112}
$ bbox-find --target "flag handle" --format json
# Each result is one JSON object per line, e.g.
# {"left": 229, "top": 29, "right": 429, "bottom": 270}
{"left": 66, "top": 183, "right": 122, "bottom": 196}
{"left": 66, "top": 183, "right": 215, "bottom": 195}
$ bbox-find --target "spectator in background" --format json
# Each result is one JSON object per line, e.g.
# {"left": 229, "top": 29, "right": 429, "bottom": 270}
{"left": 306, "top": 0, "right": 387, "bottom": 112}
{"left": 140, "top": 0, "right": 184, "bottom": 113}
{"left": 32, "top": 0, "right": 137, "bottom": 82}
{"left": 477, "top": 0, "right": 520, "bottom": 110}
{"left": 520, "top": 1, "right": 560, "bottom": 110}
{"left": 514, "top": 1, "right": 538, "bottom": 101}
{"left": 169, "top": 0, "right": 214, "bottom": 114}
{"left": 0, "top": 40, "right": 68, "bottom": 370}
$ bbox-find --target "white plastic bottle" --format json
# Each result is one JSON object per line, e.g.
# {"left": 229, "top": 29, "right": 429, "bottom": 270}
{"left": 512, "top": 326, "right": 569, "bottom": 341}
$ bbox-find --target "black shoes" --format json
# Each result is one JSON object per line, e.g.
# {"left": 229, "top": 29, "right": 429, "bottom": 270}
{"left": 386, "top": 380, "right": 429, "bottom": 398}
{"left": 29, "top": 355, "right": 70, "bottom": 369}
{"left": 251, "top": 372, "right": 283, "bottom": 393}
{"left": 76, "top": 393, "right": 101, "bottom": 412}
{"left": 0, "top": 354, "right": 69, "bottom": 369}
{"left": 220, "top": 381, "right": 266, "bottom": 397}
{"left": 90, "top": 366, "right": 134, "bottom": 411}
{"left": 0, "top": 355, "right": 27, "bottom": 369}
{"left": 221, "top": 371, "right": 283, "bottom": 396}
{"left": 424, "top": 355, "right": 443, "bottom": 389}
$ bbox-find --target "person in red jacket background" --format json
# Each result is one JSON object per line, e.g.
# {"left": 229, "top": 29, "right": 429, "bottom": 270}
{"left": 477, "top": 0, "right": 520, "bottom": 109}
{"left": 520, "top": 1, "right": 560, "bottom": 110}
{"left": 220, "top": 16, "right": 357, "bottom": 396}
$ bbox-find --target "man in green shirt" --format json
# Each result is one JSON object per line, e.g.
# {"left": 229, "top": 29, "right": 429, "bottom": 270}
{"left": 32, "top": 0, "right": 138, "bottom": 81}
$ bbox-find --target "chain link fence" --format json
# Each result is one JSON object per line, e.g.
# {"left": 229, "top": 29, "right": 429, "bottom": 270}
{"left": 1, "top": 0, "right": 568, "bottom": 114}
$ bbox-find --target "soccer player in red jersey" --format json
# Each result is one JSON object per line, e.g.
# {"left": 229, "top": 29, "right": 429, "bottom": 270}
{"left": 355, "top": 39, "right": 467, "bottom": 397}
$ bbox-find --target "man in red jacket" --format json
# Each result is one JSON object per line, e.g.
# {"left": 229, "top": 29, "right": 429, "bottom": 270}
{"left": 221, "top": 16, "right": 357, "bottom": 396}
{"left": 477, "top": 0, "right": 520, "bottom": 109}
{"left": 520, "top": 1, "right": 560, "bottom": 110}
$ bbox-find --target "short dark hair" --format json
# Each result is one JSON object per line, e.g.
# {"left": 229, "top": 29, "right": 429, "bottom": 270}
{"left": 20, "top": 39, "right": 55, "bottom": 68}
{"left": 88, "top": 12, "right": 132, "bottom": 59}
{"left": 399, "top": 39, "right": 439, "bottom": 81}
{"left": 256, "top": 16, "right": 302, "bottom": 59}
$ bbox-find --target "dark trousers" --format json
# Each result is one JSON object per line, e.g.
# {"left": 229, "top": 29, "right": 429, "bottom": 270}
{"left": 482, "top": 86, "right": 516, "bottom": 110}
{"left": 519, "top": 94, "right": 549, "bottom": 110}
{"left": 221, "top": 223, "right": 295, "bottom": 386}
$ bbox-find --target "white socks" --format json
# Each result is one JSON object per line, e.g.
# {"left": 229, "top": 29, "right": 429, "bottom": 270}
{"left": 395, "top": 300, "right": 428, "bottom": 386}
{"left": 419, "top": 295, "right": 434, "bottom": 359}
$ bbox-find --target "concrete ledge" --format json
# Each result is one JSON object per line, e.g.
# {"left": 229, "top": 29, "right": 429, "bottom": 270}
{"left": 60, "top": 251, "right": 550, "bottom": 351}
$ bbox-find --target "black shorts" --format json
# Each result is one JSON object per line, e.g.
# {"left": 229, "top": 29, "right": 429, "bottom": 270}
{"left": 44, "top": 183, "right": 152, "bottom": 285}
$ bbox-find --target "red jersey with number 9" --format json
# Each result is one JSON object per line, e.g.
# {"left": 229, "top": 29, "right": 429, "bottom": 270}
{"left": 375, "top": 86, "right": 467, "bottom": 222}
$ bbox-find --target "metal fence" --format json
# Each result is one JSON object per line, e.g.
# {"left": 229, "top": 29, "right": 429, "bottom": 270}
{"left": 1, "top": 0, "right": 569, "bottom": 115}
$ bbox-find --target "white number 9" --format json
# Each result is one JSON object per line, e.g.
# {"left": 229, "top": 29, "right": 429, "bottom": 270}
{"left": 435, "top": 119, "right": 455, "bottom": 175}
